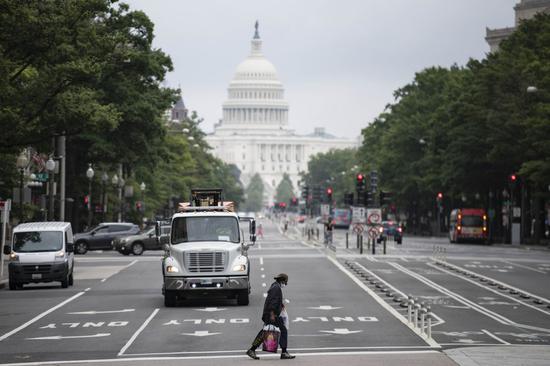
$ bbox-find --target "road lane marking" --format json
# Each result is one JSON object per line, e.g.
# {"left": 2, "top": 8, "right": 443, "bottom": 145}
{"left": 26, "top": 333, "right": 110, "bottom": 340}
{"left": 0, "top": 292, "right": 85, "bottom": 342}
{"left": 392, "top": 262, "right": 550, "bottom": 333}
{"left": 428, "top": 262, "right": 550, "bottom": 317}
{"left": 327, "top": 256, "right": 440, "bottom": 348}
{"left": 68, "top": 309, "right": 135, "bottom": 315}
{"left": 181, "top": 330, "right": 221, "bottom": 337}
{"left": 261, "top": 274, "right": 265, "bottom": 278}
{"left": 103, "top": 260, "right": 138, "bottom": 282}
{"left": 119, "top": 347, "right": 438, "bottom": 358}
{"left": 501, "top": 260, "right": 547, "bottom": 274}
{"left": 262, "top": 283, "right": 266, "bottom": 287}
{"left": 118, "top": 308, "right": 159, "bottom": 356}
{"left": 353, "top": 262, "right": 446, "bottom": 327}
{"left": 481, "top": 329, "right": 511, "bottom": 345}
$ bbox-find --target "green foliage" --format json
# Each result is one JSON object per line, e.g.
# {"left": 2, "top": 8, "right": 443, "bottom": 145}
{"left": 300, "top": 148, "right": 359, "bottom": 206}
{"left": 0, "top": 1, "right": 244, "bottom": 227}
{"left": 275, "top": 173, "right": 294, "bottom": 204}
{"left": 357, "top": 13, "right": 550, "bottom": 216}
{"left": 242, "top": 173, "right": 264, "bottom": 212}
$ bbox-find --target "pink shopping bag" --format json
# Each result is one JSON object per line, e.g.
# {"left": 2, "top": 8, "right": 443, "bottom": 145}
{"left": 261, "top": 324, "right": 280, "bottom": 353}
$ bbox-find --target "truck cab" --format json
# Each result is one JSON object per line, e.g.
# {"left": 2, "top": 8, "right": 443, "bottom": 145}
{"left": 161, "top": 189, "right": 256, "bottom": 307}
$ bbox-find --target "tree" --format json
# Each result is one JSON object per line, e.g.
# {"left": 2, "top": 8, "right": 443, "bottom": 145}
{"left": 275, "top": 173, "right": 294, "bottom": 204}
{"left": 243, "top": 173, "right": 264, "bottom": 212}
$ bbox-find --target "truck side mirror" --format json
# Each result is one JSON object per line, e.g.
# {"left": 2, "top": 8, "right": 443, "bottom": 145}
{"left": 66, "top": 243, "right": 74, "bottom": 253}
{"left": 250, "top": 219, "right": 256, "bottom": 243}
{"left": 155, "top": 221, "right": 161, "bottom": 237}
{"left": 3, "top": 245, "right": 11, "bottom": 255}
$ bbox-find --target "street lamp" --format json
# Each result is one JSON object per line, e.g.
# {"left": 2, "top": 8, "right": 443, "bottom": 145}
{"left": 111, "top": 174, "right": 119, "bottom": 222}
{"left": 86, "top": 163, "right": 94, "bottom": 229}
{"left": 101, "top": 172, "right": 109, "bottom": 222}
{"left": 46, "top": 156, "right": 56, "bottom": 221}
{"left": 526, "top": 86, "right": 538, "bottom": 93}
{"left": 139, "top": 182, "right": 146, "bottom": 224}
{"left": 16, "top": 151, "right": 29, "bottom": 223}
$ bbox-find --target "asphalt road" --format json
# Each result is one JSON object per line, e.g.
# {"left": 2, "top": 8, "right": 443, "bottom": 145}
{"left": 0, "top": 221, "right": 549, "bottom": 366}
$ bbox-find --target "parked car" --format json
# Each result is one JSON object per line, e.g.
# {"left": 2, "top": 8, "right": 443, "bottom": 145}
{"left": 4, "top": 222, "right": 75, "bottom": 290}
{"left": 112, "top": 224, "right": 170, "bottom": 255}
{"left": 74, "top": 222, "right": 139, "bottom": 254}
{"left": 377, "top": 221, "right": 403, "bottom": 244}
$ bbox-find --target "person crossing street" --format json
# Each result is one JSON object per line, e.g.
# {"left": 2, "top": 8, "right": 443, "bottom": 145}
{"left": 246, "top": 273, "right": 295, "bottom": 360}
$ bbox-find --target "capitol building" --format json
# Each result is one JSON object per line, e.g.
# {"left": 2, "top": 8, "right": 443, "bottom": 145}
{"left": 205, "top": 23, "right": 358, "bottom": 201}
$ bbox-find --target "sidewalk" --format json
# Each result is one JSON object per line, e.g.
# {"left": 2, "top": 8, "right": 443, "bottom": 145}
{"left": 445, "top": 345, "right": 550, "bottom": 366}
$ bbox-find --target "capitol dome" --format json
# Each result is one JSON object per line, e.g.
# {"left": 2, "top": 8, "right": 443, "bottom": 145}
{"left": 220, "top": 21, "right": 289, "bottom": 133}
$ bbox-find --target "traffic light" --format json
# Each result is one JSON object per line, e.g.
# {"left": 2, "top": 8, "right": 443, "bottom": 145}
{"left": 380, "top": 191, "right": 393, "bottom": 204}
{"left": 84, "top": 195, "right": 90, "bottom": 209}
{"left": 365, "top": 191, "right": 375, "bottom": 207}
{"left": 437, "top": 192, "right": 443, "bottom": 200}
{"left": 344, "top": 192, "right": 354, "bottom": 205}
{"left": 136, "top": 201, "right": 142, "bottom": 211}
{"left": 356, "top": 173, "right": 365, "bottom": 190}
{"left": 369, "top": 170, "right": 378, "bottom": 192}
{"left": 326, "top": 187, "right": 333, "bottom": 201}
{"left": 301, "top": 186, "right": 310, "bottom": 199}
{"left": 290, "top": 197, "right": 298, "bottom": 206}
{"left": 312, "top": 186, "right": 321, "bottom": 201}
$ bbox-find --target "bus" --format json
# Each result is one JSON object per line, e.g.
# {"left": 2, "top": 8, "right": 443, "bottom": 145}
{"left": 449, "top": 208, "right": 488, "bottom": 244}
{"left": 333, "top": 208, "right": 351, "bottom": 229}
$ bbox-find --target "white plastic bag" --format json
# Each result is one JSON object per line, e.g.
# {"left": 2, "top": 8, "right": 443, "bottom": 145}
{"left": 280, "top": 308, "right": 289, "bottom": 329}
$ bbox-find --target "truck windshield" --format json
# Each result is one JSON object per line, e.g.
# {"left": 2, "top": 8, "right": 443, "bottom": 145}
{"left": 13, "top": 231, "right": 63, "bottom": 252}
{"left": 172, "top": 216, "right": 240, "bottom": 244}
{"left": 461, "top": 216, "right": 484, "bottom": 227}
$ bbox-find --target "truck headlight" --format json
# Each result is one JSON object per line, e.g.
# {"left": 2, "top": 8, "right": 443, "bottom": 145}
{"left": 166, "top": 265, "right": 179, "bottom": 273}
{"left": 55, "top": 250, "right": 65, "bottom": 258}
{"left": 9, "top": 252, "right": 19, "bottom": 262}
{"left": 232, "top": 264, "right": 246, "bottom": 272}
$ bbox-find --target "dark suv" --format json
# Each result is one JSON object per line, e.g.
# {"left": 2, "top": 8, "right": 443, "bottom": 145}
{"left": 377, "top": 221, "right": 403, "bottom": 245}
{"left": 74, "top": 223, "right": 139, "bottom": 254}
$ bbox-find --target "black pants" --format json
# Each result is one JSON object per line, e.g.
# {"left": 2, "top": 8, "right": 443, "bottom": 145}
{"left": 251, "top": 316, "right": 288, "bottom": 351}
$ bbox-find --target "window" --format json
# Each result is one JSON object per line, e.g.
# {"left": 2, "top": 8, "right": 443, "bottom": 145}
{"left": 13, "top": 231, "right": 63, "bottom": 252}
{"left": 109, "top": 225, "right": 132, "bottom": 232}
{"left": 171, "top": 217, "right": 240, "bottom": 244}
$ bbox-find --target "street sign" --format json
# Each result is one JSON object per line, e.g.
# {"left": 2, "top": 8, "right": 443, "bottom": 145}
{"left": 368, "top": 227, "right": 380, "bottom": 239}
{"left": 35, "top": 173, "right": 49, "bottom": 182}
{"left": 320, "top": 204, "right": 330, "bottom": 223}
{"left": 352, "top": 223, "right": 364, "bottom": 234}
{"left": 367, "top": 209, "right": 382, "bottom": 225}
{"left": 352, "top": 206, "right": 366, "bottom": 223}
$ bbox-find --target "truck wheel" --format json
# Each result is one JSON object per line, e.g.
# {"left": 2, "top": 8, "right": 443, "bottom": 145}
{"left": 237, "top": 291, "right": 249, "bottom": 306}
{"left": 9, "top": 280, "right": 18, "bottom": 291}
{"left": 164, "top": 291, "right": 177, "bottom": 307}
{"left": 132, "top": 242, "right": 144, "bottom": 256}
{"left": 61, "top": 274, "right": 69, "bottom": 288}
{"left": 75, "top": 241, "right": 88, "bottom": 255}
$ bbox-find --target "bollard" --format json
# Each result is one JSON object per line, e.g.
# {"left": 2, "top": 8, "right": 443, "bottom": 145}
{"left": 372, "top": 237, "right": 376, "bottom": 255}
{"left": 426, "top": 306, "right": 432, "bottom": 339}
{"left": 383, "top": 238, "right": 387, "bottom": 255}
{"left": 346, "top": 232, "right": 349, "bottom": 249}
{"left": 407, "top": 296, "right": 414, "bottom": 324}
{"left": 360, "top": 235, "right": 363, "bottom": 254}
{"left": 356, "top": 234, "right": 360, "bottom": 249}
{"left": 316, "top": 228, "right": 319, "bottom": 240}
{"left": 414, "top": 300, "right": 420, "bottom": 329}
{"left": 420, "top": 305, "right": 428, "bottom": 334}
{"left": 308, "top": 229, "right": 311, "bottom": 241}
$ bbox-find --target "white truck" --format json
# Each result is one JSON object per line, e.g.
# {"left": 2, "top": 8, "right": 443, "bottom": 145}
{"left": 160, "top": 189, "right": 256, "bottom": 307}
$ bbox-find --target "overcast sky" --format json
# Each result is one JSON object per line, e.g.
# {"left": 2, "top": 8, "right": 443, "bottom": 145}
{"left": 125, "top": 0, "right": 517, "bottom": 138}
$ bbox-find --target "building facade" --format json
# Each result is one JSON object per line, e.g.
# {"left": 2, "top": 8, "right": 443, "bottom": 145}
{"left": 205, "top": 23, "right": 358, "bottom": 202}
{"left": 486, "top": 0, "right": 550, "bottom": 52}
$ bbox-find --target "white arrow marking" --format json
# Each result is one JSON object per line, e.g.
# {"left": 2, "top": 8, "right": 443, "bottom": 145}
{"left": 319, "top": 328, "right": 362, "bottom": 335}
{"left": 193, "top": 307, "right": 227, "bottom": 312}
{"left": 308, "top": 305, "right": 342, "bottom": 310}
{"left": 182, "top": 330, "right": 221, "bottom": 337}
{"left": 67, "top": 309, "right": 135, "bottom": 315}
{"left": 27, "top": 333, "right": 110, "bottom": 340}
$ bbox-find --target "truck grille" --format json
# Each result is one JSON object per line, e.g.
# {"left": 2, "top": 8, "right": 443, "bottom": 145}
{"left": 22, "top": 265, "right": 52, "bottom": 274}
{"left": 185, "top": 251, "right": 226, "bottom": 273}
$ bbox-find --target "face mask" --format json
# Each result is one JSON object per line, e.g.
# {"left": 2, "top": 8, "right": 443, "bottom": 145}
{"left": 281, "top": 283, "right": 287, "bottom": 288}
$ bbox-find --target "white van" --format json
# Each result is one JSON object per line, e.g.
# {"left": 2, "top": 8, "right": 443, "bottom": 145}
{"left": 3, "top": 222, "right": 75, "bottom": 290}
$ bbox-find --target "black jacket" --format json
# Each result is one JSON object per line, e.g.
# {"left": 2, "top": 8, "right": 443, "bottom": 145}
{"left": 262, "top": 281, "right": 283, "bottom": 323}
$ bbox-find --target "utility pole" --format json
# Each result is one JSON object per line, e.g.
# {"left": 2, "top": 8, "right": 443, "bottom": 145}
{"left": 58, "top": 134, "right": 66, "bottom": 221}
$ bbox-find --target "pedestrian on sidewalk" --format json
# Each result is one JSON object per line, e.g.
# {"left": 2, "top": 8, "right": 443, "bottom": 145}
{"left": 246, "top": 273, "right": 295, "bottom": 360}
